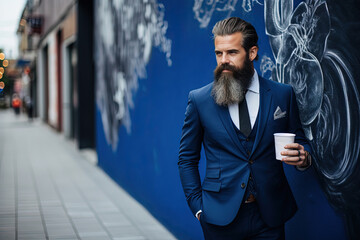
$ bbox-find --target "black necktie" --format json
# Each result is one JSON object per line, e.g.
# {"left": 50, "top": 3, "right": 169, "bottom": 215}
{"left": 239, "top": 94, "right": 251, "bottom": 137}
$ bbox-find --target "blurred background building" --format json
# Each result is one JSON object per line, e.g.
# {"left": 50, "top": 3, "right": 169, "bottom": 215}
{"left": 17, "top": 0, "right": 94, "bottom": 148}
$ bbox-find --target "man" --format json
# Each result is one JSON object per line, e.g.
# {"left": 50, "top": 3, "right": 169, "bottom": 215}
{"left": 178, "top": 17, "right": 312, "bottom": 240}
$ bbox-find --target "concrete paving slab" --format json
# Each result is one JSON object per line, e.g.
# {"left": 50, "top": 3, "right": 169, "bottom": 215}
{"left": 0, "top": 110, "right": 176, "bottom": 240}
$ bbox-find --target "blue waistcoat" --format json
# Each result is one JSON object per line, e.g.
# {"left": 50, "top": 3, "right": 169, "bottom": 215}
{"left": 234, "top": 116, "right": 259, "bottom": 201}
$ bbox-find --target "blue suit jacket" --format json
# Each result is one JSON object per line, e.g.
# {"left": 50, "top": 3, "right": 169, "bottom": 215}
{"left": 178, "top": 76, "right": 312, "bottom": 227}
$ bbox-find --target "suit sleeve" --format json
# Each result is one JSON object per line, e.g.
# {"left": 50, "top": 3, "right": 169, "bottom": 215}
{"left": 178, "top": 91, "right": 204, "bottom": 216}
{"left": 288, "top": 87, "right": 313, "bottom": 155}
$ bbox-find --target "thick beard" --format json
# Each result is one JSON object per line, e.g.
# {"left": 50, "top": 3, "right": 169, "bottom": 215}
{"left": 212, "top": 57, "right": 254, "bottom": 106}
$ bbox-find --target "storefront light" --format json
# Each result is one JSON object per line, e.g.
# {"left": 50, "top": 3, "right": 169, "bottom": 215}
{"left": 3, "top": 60, "right": 9, "bottom": 67}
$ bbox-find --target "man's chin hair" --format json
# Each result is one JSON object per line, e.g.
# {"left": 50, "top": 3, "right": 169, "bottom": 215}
{"left": 213, "top": 95, "right": 241, "bottom": 106}
{"left": 212, "top": 57, "right": 253, "bottom": 106}
{"left": 211, "top": 74, "right": 245, "bottom": 106}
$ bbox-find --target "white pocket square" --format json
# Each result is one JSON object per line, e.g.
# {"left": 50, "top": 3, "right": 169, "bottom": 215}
{"left": 274, "top": 106, "right": 286, "bottom": 120}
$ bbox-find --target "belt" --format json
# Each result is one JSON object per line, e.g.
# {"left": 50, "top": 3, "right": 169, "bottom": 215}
{"left": 244, "top": 194, "right": 256, "bottom": 204}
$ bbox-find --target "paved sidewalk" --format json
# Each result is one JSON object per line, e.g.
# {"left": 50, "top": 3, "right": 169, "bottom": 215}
{"left": 0, "top": 109, "right": 176, "bottom": 240}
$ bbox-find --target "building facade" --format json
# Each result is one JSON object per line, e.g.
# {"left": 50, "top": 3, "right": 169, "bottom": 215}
{"left": 19, "top": 0, "right": 94, "bottom": 148}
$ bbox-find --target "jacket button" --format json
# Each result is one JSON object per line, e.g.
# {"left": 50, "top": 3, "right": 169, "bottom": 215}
{"left": 249, "top": 159, "right": 254, "bottom": 164}
{"left": 241, "top": 183, "right": 246, "bottom": 189}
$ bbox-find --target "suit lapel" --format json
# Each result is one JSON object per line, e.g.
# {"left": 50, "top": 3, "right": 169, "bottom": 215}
{"left": 215, "top": 77, "right": 273, "bottom": 158}
{"left": 216, "top": 104, "right": 248, "bottom": 157}
{"left": 251, "top": 77, "right": 272, "bottom": 155}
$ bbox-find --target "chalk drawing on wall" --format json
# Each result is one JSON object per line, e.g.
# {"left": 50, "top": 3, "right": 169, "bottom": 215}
{"left": 264, "top": 0, "right": 360, "bottom": 238}
{"left": 193, "top": 0, "right": 263, "bottom": 28}
{"left": 260, "top": 55, "right": 275, "bottom": 79}
{"left": 264, "top": 0, "right": 329, "bottom": 136}
{"left": 94, "top": 0, "right": 172, "bottom": 150}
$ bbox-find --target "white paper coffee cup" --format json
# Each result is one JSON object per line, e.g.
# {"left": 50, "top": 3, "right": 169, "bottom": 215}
{"left": 274, "top": 133, "right": 296, "bottom": 160}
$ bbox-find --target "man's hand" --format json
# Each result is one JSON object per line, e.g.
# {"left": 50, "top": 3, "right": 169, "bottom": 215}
{"left": 196, "top": 212, "right": 202, "bottom": 221}
{"left": 281, "top": 143, "right": 309, "bottom": 168}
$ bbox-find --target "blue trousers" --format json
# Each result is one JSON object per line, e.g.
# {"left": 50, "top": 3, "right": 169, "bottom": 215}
{"left": 200, "top": 202, "right": 285, "bottom": 240}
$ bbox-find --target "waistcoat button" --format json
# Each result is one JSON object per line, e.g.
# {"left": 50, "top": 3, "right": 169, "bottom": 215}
{"left": 241, "top": 183, "right": 246, "bottom": 188}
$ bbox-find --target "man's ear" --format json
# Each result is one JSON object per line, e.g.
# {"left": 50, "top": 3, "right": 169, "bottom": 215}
{"left": 249, "top": 46, "right": 258, "bottom": 61}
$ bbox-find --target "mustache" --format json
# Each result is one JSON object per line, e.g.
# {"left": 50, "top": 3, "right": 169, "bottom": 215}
{"left": 214, "top": 63, "right": 237, "bottom": 79}
{"left": 217, "top": 63, "right": 237, "bottom": 72}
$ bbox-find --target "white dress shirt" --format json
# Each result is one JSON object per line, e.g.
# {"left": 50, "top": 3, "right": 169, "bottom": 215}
{"left": 228, "top": 70, "right": 260, "bottom": 129}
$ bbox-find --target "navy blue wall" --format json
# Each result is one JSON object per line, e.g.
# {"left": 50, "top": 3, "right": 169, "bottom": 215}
{"left": 95, "top": 0, "right": 359, "bottom": 239}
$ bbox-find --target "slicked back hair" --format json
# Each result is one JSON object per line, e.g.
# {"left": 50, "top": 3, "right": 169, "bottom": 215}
{"left": 212, "top": 17, "right": 259, "bottom": 60}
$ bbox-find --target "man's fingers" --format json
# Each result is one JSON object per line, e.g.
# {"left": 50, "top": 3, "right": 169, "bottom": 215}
{"left": 281, "top": 150, "right": 302, "bottom": 156}
{"left": 282, "top": 156, "right": 306, "bottom": 166}
{"left": 284, "top": 143, "right": 304, "bottom": 150}
{"left": 282, "top": 156, "right": 302, "bottom": 161}
{"left": 279, "top": 144, "right": 308, "bottom": 167}
{"left": 282, "top": 154, "right": 307, "bottom": 166}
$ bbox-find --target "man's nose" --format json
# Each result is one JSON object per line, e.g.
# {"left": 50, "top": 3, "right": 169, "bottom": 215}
{"left": 221, "top": 53, "right": 230, "bottom": 64}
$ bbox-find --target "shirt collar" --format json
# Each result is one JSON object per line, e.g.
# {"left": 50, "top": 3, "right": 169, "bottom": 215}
{"left": 248, "top": 70, "right": 259, "bottom": 94}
